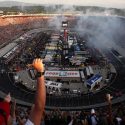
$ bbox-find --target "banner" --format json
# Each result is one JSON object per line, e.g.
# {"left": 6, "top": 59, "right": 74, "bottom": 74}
{"left": 45, "top": 71, "right": 80, "bottom": 77}
{"left": 45, "top": 80, "right": 62, "bottom": 89}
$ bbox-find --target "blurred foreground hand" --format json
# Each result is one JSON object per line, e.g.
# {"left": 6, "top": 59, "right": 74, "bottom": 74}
{"left": 32, "top": 58, "right": 44, "bottom": 72}
{"left": 106, "top": 93, "right": 113, "bottom": 103}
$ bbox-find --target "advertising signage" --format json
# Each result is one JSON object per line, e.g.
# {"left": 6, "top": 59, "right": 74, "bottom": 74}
{"left": 45, "top": 71, "right": 80, "bottom": 77}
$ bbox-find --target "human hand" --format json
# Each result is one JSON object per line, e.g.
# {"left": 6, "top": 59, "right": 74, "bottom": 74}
{"left": 32, "top": 58, "right": 44, "bottom": 72}
{"left": 106, "top": 94, "right": 112, "bottom": 103}
{"left": 4, "top": 93, "right": 11, "bottom": 103}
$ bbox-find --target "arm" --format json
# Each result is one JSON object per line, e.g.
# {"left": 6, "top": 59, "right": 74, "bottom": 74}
{"left": 12, "top": 99, "right": 16, "bottom": 119}
{"left": 106, "top": 94, "right": 113, "bottom": 125}
{"left": 11, "top": 99, "right": 18, "bottom": 125}
{"left": 29, "top": 58, "right": 46, "bottom": 125}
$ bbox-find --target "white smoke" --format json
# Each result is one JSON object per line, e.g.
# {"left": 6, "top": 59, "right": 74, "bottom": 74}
{"left": 45, "top": 5, "right": 125, "bottom": 56}
{"left": 46, "top": 5, "right": 122, "bottom": 30}
{"left": 85, "top": 8, "right": 115, "bottom": 16}
{"left": 74, "top": 15, "right": 125, "bottom": 51}
{"left": 48, "top": 16, "right": 67, "bottom": 30}
{"left": 46, "top": 5, "right": 76, "bottom": 30}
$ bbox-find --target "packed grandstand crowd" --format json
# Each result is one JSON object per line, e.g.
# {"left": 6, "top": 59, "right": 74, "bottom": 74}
{"left": 0, "top": 15, "right": 125, "bottom": 125}
{"left": 0, "top": 16, "right": 48, "bottom": 46}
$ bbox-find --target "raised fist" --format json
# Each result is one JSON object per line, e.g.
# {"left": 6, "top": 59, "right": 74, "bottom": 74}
{"left": 32, "top": 58, "right": 44, "bottom": 72}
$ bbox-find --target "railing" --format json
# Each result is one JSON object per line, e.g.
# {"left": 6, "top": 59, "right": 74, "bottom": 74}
{"left": 0, "top": 90, "right": 125, "bottom": 110}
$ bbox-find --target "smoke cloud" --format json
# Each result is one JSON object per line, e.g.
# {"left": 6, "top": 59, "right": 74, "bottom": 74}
{"left": 46, "top": 5, "right": 76, "bottom": 30}
{"left": 75, "top": 15, "right": 125, "bottom": 53}
{"left": 46, "top": 5, "right": 125, "bottom": 55}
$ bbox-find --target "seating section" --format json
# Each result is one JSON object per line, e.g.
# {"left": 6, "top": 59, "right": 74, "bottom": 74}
{"left": 0, "top": 16, "right": 48, "bottom": 45}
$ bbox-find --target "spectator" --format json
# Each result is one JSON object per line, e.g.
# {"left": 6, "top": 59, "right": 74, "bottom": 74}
{"left": 79, "top": 111, "right": 88, "bottom": 125}
{"left": 25, "top": 58, "right": 46, "bottom": 125}
{"left": 87, "top": 109, "right": 100, "bottom": 125}
{"left": 0, "top": 93, "right": 11, "bottom": 125}
{"left": 98, "top": 111, "right": 108, "bottom": 125}
{"left": 121, "top": 114, "right": 125, "bottom": 125}
{"left": 11, "top": 99, "right": 17, "bottom": 125}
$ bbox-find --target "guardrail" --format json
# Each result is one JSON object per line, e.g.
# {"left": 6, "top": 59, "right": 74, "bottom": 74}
{"left": 0, "top": 90, "right": 125, "bottom": 110}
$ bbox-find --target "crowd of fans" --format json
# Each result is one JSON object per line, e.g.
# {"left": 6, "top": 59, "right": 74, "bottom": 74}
{"left": 0, "top": 15, "right": 81, "bottom": 47}
{"left": 0, "top": 16, "right": 48, "bottom": 45}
